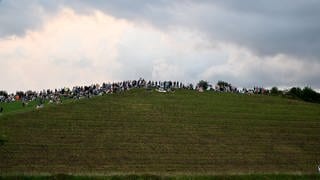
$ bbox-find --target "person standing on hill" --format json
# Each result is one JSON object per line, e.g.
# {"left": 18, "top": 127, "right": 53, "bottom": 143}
{"left": 22, "top": 100, "right": 26, "bottom": 107}
{"left": 0, "top": 107, "right": 3, "bottom": 113}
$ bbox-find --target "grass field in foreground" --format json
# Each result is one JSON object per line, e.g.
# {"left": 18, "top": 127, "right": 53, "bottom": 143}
{"left": 1, "top": 174, "right": 320, "bottom": 180}
{"left": 0, "top": 89, "right": 320, "bottom": 175}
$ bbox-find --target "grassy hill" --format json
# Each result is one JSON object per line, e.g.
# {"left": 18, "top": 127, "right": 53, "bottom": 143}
{"left": 0, "top": 89, "right": 320, "bottom": 177}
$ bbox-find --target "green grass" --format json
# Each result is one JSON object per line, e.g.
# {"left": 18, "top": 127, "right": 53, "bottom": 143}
{"left": 0, "top": 97, "right": 72, "bottom": 116}
{"left": 1, "top": 174, "right": 320, "bottom": 180}
{"left": 0, "top": 100, "right": 38, "bottom": 115}
{"left": 0, "top": 89, "right": 320, "bottom": 176}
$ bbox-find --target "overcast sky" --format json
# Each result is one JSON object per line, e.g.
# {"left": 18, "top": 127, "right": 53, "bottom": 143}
{"left": 1, "top": 0, "right": 319, "bottom": 92}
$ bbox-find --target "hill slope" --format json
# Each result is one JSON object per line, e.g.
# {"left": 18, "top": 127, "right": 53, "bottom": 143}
{"left": 0, "top": 89, "right": 320, "bottom": 174}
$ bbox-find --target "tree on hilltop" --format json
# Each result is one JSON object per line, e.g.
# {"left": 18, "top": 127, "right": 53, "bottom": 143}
{"left": 270, "top": 87, "right": 279, "bottom": 95}
{"left": 197, "top": 80, "right": 209, "bottom": 90}
{"left": 216, "top": 81, "right": 232, "bottom": 92}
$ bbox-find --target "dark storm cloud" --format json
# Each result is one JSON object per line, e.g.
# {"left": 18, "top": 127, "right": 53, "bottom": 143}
{"left": 1, "top": 0, "right": 319, "bottom": 59}
{"left": 0, "top": 0, "right": 61, "bottom": 37}
{"left": 199, "top": 0, "right": 320, "bottom": 59}
{"left": 61, "top": 0, "right": 320, "bottom": 60}
{"left": 0, "top": 0, "right": 175, "bottom": 37}
{"left": 63, "top": 0, "right": 179, "bottom": 29}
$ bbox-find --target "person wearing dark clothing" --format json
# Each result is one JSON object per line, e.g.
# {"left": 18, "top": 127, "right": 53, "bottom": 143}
{"left": 0, "top": 107, "right": 3, "bottom": 113}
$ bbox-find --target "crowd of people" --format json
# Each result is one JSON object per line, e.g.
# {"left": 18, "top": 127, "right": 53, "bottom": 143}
{"left": 3, "top": 78, "right": 314, "bottom": 113}
{"left": 0, "top": 79, "right": 192, "bottom": 111}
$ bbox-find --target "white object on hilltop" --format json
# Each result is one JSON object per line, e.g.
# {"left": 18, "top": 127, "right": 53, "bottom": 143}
{"left": 36, "top": 104, "right": 44, "bottom": 109}
{"left": 156, "top": 88, "right": 167, "bottom": 93}
{"left": 318, "top": 165, "right": 320, "bottom": 173}
{"left": 198, "top": 87, "right": 204, "bottom": 92}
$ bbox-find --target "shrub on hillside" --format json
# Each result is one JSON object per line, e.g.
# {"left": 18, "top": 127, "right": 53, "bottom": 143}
{"left": 287, "top": 87, "right": 302, "bottom": 98}
{"left": 301, "top": 87, "right": 320, "bottom": 103}
{"left": 286, "top": 86, "right": 320, "bottom": 103}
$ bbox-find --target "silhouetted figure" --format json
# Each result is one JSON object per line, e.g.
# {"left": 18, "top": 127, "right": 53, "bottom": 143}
{"left": 0, "top": 107, "right": 3, "bottom": 113}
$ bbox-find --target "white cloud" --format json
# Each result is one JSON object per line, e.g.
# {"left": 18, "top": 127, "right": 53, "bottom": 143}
{"left": 200, "top": 44, "right": 320, "bottom": 88}
{"left": 152, "top": 58, "right": 185, "bottom": 80}
{"left": 0, "top": 8, "right": 129, "bottom": 92}
{"left": 1, "top": 6, "right": 320, "bottom": 93}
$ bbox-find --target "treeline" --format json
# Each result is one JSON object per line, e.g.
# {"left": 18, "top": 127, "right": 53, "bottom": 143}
{"left": 197, "top": 80, "right": 320, "bottom": 104}
{"left": 284, "top": 87, "right": 320, "bottom": 103}
{"left": 246, "top": 86, "right": 320, "bottom": 104}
